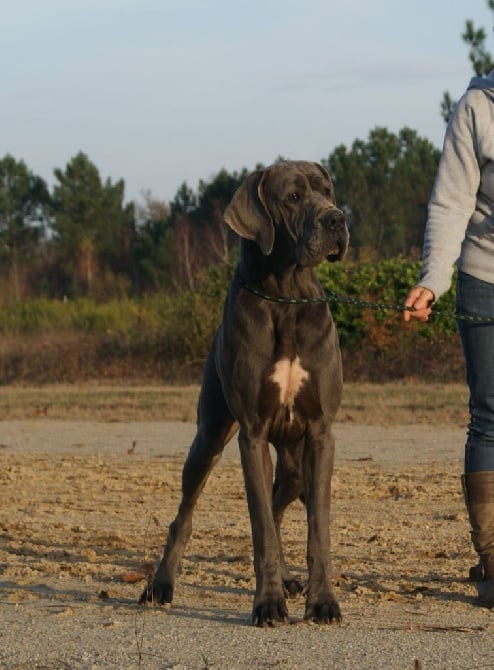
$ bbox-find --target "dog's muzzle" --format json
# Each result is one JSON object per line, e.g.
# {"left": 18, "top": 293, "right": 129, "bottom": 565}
{"left": 323, "top": 209, "right": 348, "bottom": 262}
{"left": 296, "top": 208, "right": 348, "bottom": 266}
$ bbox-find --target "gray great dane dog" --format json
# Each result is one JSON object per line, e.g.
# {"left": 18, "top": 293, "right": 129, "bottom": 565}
{"left": 141, "top": 160, "right": 349, "bottom": 626}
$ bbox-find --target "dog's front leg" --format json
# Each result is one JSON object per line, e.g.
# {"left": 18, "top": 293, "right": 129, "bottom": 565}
{"left": 303, "top": 428, "right": 341, "bottom": 624}
{"left": 239, "top": 429, "right": 289, "bottom": 626}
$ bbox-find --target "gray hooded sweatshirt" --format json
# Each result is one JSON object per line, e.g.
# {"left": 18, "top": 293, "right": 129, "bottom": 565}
{"left": 419, "top": 70, "right": 494, "bottom": 300}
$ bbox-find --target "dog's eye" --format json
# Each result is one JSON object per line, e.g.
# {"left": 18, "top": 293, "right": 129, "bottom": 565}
{"left": 288, "top": 193, "right": 300, "bottom": 202}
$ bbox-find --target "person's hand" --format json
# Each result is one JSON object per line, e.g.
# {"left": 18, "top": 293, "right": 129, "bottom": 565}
{"left": 403, "top": 286, "right": 435, "bottom": 322}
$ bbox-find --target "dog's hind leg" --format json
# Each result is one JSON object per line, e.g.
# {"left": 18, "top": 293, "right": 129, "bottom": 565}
{"left": 140, "top": 349, "right": 238, "bottom": 605}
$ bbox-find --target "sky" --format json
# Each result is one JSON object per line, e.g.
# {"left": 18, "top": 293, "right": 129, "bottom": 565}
{"left": 2, "top": 0, "right": 493, "bottom": 206}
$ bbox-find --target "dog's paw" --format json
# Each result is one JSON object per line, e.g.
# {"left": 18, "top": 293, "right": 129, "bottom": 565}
{"left": 252, "top": 597, "right": 289, "bottom": 627}
{"left": 283, "top": 577, "right": 304, "bottom": 599}
{"left": 139, "top": 578, "right": 173, "bottom": 606}
{"left": 304, "top": 594, "right": 341, "bottom": 624}
{"left": 469, "top": 562, "right": 484, "bottom": 582}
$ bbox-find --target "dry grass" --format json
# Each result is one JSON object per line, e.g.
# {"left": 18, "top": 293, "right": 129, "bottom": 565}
{"left": 339, "top": 381, "right": 469, "bottom": 426}
{"left": 0, "top": 381, "right": 469, "bottom": 426}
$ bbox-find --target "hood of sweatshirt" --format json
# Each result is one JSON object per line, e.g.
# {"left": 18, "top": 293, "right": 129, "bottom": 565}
{"left": 468, "top": 69, "right": 494, "bottom": 91}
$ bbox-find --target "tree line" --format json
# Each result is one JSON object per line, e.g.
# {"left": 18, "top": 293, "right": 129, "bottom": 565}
{"left": 0, "top": 126, "right": 440, "bottom": 302}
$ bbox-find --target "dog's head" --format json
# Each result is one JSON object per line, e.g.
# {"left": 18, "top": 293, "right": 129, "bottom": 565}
{"left": 224, "top": 160, "right": 349, "bottom": 266}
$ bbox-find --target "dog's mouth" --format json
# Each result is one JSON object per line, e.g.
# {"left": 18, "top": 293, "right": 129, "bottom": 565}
{"left": 295, "top": 238, "right": 348, "bottom": 267}
{"left": 326, "top": 240, "right": 348, "bottom": 263}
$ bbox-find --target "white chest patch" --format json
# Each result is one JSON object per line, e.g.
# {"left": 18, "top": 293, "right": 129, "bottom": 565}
{"left": 270, "top": 356, "right": 309, "bottom": 417}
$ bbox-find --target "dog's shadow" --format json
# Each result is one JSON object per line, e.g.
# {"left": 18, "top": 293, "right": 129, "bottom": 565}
{"left": 122, "top": 567, "right": 480, "bottom": 628}
{"left": 150, "top": 603, "right": 252, "bottom": 627}
{"left": 0, "top": 578, "right": 91, "bottom": 604}
{"left": 340, "top": 569, "right": 477, "bottom": 607}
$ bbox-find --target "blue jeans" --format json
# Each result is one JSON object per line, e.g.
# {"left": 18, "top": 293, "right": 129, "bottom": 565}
{"left": 457, "top": 271, "right": 494, "bottom": 473}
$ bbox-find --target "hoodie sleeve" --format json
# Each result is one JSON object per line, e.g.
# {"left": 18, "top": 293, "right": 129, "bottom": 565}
{"left": 418, "top": 92, "right": 481, "bottom": 300}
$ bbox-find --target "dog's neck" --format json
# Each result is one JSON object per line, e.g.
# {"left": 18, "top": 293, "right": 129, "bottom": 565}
{"left": 236, "top": 239, "right": 322, "bottom": 299}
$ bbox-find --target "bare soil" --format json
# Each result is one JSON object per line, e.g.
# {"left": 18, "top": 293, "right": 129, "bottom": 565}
{"left": 0, "top": 386, "right": 493, "bottom": 669}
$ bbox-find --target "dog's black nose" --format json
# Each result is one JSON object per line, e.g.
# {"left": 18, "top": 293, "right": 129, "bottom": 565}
{"left": 325, "top": 210, "right": 346, "bottom": 230}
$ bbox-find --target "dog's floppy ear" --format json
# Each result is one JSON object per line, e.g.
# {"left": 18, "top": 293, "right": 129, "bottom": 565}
{"left": 224, "top": 169, "right": 275, "bottom": 255}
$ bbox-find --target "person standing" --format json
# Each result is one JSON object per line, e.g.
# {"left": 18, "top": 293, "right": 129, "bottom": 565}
{"left": 404, "top": 68, "right": 494, "bottom": 606}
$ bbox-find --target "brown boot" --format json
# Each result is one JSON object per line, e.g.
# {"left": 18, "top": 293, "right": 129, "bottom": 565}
{"left": 462, "top": 471, "right": 494, "bottom": 607}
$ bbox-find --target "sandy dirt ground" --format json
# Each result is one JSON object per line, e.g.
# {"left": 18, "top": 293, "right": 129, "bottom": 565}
{"left": 1, "top": 420, "right": 494, "bottom": 669}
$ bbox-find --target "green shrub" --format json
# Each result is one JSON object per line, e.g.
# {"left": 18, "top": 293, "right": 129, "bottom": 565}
{"left": 0, "top": 259, "right": 464, "bottom": 383}
{"left": 317, "top": 258, "right": 458, "bottom": 347}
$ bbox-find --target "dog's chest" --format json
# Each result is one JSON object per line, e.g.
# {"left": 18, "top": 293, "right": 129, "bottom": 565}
{"left": 271, "top": 356, "right": 309, "bottom": 407}
{"left": 270, "top": 356, "right": 309, "bottom": 413}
